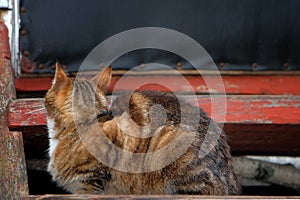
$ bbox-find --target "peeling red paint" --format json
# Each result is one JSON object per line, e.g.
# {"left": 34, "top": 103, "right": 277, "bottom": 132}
{"left": 14, "top": 77, "right": 53, "bottom": 92}
{"left": 0, "top": 22, "right": 28, "bottom": 198}
{"left": 8, "top": 96, "right": 300, "bottom": 129}
{"left": 8, "top": 99, "right": 47, "bottom": 128}
{"left": 14, "top": 75, "right": 300, "bottom": 95}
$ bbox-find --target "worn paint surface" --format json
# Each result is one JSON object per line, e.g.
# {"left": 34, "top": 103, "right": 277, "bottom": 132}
{"left": 191, "top": 96, "right": 300, "bottom": 124}
{"left": 0, "top": 22, "right": 28, "bottom": 199}
{"left": 8, "top": 96, "right": 300, "bottom": 129}
{"left": 14, "top": 75, "right": 300, "bottom": 95}
{"left": 8, "top": 99, "right": 47, "bottom": 128}
{"left": 9, "top": 95, "right": 300, "bottom": 155}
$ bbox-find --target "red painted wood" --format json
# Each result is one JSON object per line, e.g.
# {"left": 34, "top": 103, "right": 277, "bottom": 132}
{"left": 0, "top": 23, "right": 11, "bottom": 60}
{"left": 8, "top": 96, "right": 300, "bottom": 129}
{"left": 189, "top": 96, "right": 300, "bottom": 124}
{"left": 14, "top": 75, "right": 300, "bottom": 95}
{"left": 9, "top": 96, "right": 300, "bottom": 155}
{"left": 8, "top": 99, "right": 47, "bottom": 128}
{"left": 14, "top": 77, "right": 53, "bottom": 92}
{"left": 0, "top": 22, "right": 29, "bottom": 198}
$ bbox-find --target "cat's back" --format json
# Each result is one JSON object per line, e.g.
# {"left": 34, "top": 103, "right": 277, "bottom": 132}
{"left": 111, "top": 90, "right": 208, "bottom": 127}
{"left": 108, "top": 91, "right": 241, "bottom": 195}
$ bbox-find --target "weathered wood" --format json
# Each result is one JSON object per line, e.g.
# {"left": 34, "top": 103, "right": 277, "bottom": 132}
{"left": 233, "top": 157, "right": 300, "bottom": 193}
{"left": 14, "top": 74, "right": 300, "bottom": 95}
{"left": 8, "top": 98, "right": 47, "bottom": 128}
{"left": 21, "top": 194, "right": 300, "bottom": 199}
{"left": 0, "top": 22, "right": 28, "bottom": 199}
{"left": 8, "top": 95, "right": 300, "bottom": 128}
{"left": 8, "top": 96, "right": 300, "bottom": 156}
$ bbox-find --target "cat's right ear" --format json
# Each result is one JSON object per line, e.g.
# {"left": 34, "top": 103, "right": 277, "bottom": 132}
{"left": 92, "top": 66, "right": 112, "bottom": 94}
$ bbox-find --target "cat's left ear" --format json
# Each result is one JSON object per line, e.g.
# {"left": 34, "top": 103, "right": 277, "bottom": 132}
{"left": 53, "top": 61, "right": 68, "bottom": 84}
{"left": 50, "top": 62, "right": 70, "bottom": 93}
{"left": 93, "top": 66, "right": 112, "bottom": 94}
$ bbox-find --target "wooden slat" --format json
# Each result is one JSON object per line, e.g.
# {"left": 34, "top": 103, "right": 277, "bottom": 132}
{"left": 8, "top": 96, "right": 300, "bottom": 128}
{"left": 190, "top": 95, "right": 300, "bottom": 124}
{"left": 0, "top": 22, "right": 29, "bottom": 199}
{"left": 14, "top": 77, "right": 53, "bottom": 92}
{"left": 8, "top": 96, "right": 300, "bottom": 156}
{"left": 22, "top": 194, "right": 300, "bottom": 199}
{"left": 9, "top": 98, "right": 47, "bottom": 128}
{"left": 14, "top": 75, "right": 300, "bottom": 95}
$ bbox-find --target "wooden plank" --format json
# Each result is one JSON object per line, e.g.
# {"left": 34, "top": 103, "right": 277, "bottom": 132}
{"left": 8, "top": 96, "right": 300, "bottom": 156}
{"left": 8, "top": 98, "right": 47, "bottom": 128}
{"left": 21, "top": 194, "right": 300, "bottom": 199}
{"left": 8, "top": 96, "right": 300, "bottom": 128}
{"left": 190, "top": 95, "right": 300, "bottom": 124}
{"left": 0, "top": 22, "right": 29, "bottom": 199}
{"left": 14, "top": 75, "right": 300, "bottom": 95}
{"left": 14, "top": 77, "right": 53, "bottom": 92}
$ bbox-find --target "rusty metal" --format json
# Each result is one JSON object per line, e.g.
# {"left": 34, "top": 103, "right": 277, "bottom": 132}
{"left": 21, "top": 56, "right": 35, "bottom": 73}
{"left": 219, "top": 62, "right": 225, "bottom": 68}
{"left": 38, "top": 63, "right": 44, "bottom": 70}
{"left": 176, "top": 62, "right": 182, "bottom": 70}
{"left": 20, "top": 29, "right": 27, "bottom": 36}
{"left": 252, "top": 63, "right": 258, "bottom": 69}
{"left": 23, "top": 50, "right": 30, "bottom": 57}
{"left": 20, "top": 7, "right": 26, "bottom": 14}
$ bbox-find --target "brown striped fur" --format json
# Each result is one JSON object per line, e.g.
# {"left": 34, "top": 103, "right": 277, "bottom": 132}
{"left": 45, "top": 63, "right": 241, "bottom": 194}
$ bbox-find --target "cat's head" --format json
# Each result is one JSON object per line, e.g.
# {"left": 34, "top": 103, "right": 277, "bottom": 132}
{"left": 45, "top": 62, "right": 112, "bottom": 125}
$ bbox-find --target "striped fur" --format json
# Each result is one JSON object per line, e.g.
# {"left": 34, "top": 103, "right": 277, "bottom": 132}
{"left": 45, "top": 63, "right": 241, "bottom": 194}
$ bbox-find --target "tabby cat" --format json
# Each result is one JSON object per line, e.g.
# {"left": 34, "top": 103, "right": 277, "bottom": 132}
{"left": 45, "top": 62, "right": 241, "bottom": 194}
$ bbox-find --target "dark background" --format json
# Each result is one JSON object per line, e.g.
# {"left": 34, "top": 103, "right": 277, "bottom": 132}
{"left": 20, "top": 0, "right": 300, "bottom": 73}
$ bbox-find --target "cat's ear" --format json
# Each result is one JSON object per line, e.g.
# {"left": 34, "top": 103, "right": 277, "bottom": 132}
{"left": 51, "top": 62, "right": 70, "bottom": 92}
{"left": 53, "top": 62, "right": 68, "bottom": 84}
{"left": 93, "top": 66, "right": 112, "bottom": 94}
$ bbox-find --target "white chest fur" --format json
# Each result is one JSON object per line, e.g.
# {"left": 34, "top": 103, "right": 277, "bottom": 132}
{"left": 47, "top": 117, "right": 58, "bottom": 158}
